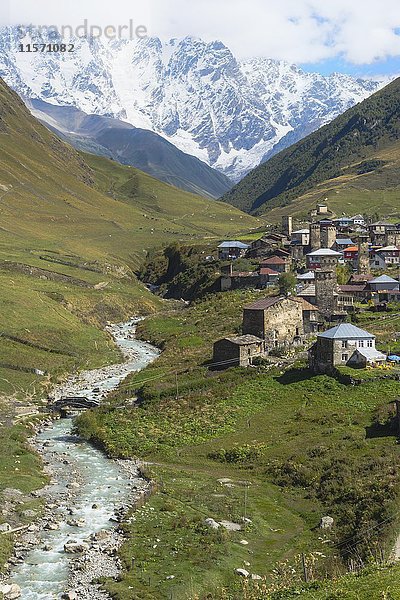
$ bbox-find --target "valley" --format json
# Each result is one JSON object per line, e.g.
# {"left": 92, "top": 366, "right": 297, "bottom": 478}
{"left": 0, "top": 22, "right": 399, "bottom": 599}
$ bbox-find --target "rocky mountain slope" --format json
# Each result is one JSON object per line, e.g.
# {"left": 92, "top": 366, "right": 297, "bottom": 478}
{"left": 0, "top": 27, "right": 387, "bottom": 181}
{"left": 28, "top": 99, "right": 232, "bottom": 199}
{"left": 222, "top": 77, "right": 400, "bottom": 218}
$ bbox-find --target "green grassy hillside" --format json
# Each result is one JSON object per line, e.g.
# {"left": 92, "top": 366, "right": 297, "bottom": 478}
{"left": 0, "top": 77, "right": 260, "bottom": 395}
{"left": 222, "top": 77, "right": 400, "bottom": 218}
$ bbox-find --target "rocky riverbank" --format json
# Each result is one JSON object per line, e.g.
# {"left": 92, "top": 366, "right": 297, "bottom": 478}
{"left": 1, "top": 320, "right": 160, "bottom": 600}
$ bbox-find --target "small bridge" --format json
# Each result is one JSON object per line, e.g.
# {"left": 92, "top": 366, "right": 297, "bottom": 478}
{"left": 51, "top": 397, "right": 100, "bottom": 412}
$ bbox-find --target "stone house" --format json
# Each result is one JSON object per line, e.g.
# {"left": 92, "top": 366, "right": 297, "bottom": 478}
{"left": 260, "top": 255, "right": 290, "bottom": 273}
{"left": 306, "top": 248, "right": 342, "bottom": 270}
{"left": 218, "top": 241, "right": 249, "bottom": 260}
{"left": 296, "top": 271, "right": 315, "bottom": 288}
{"left": 219, "top": 270, "right": 259, "bottom": 291}
{"left": 242, "top": 296, "right": 303, "bottom": 349}
{"left": 309, "top": 323, "right": 386, "bottom": 373}
{"left": 259, "top": 267, "right": 280, "bottom": 287}
{"left": 212, "top": 335, "right": 265, "bottom": 368}
{"left": 291, "top": 229, "right": 310, "bottom": 246}
{"left": 292, "top": 297, "right": 321, "bottom": 334}
{"left": 368, "top": 222, "right": 392, "bottom": 245}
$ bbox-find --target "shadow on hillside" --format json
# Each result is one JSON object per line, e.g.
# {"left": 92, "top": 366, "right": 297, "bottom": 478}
{"left": 275, "top": 367, "right": 315, "bottom": 385}
{"left": 365, "top": 419, "right": 398, "bottom": 439}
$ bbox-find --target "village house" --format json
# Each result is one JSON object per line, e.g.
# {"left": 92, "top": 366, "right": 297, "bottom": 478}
{"left": 293, "top": 297, "right": 321, "bottom": 334}
{"left": 249, "top": 233, "right": 289, "bottom": 258}
{"left": 212, "top": 335, "right": 265, "bottom": 368}
{"left": 291, "top": 229, "right": 310, "bottom": 246}
{"left": 316, "top": 202, "right": 329, "bottom": 215}
{"left": 219, "top": 267, "right": 260, "bottom": 291}
{"left": 351, "top": 214, "right": 366, "bottom": 227}
{"left": 337, "top": 284, "right": 367, "bottom": 304}
{"left": 368, "top": 222, "right": 393, "bottom": 245}
{"left": 242, "top": 296, "right": 303, "bottom": 350}
{"left": 296, "top": 271, "right": 315, "bottom": 288}
{"left": 306, "top": 248, "right": 342, "bottom": 270}
{"left": 333, "top": 237, "right": 354, "bottom": 252}
{"left": 259, "top": 267, "right": 280, "bottom": 287}
{"left": 332, "top": 216, "right": 353, "bottom": 231}
{"left": 368, "top": 274, "right": 400, "bottom": 292}
{"left": 342, "top": 245, "right": 358, "bottom": 266}
{"left": 371, "top": 246, "right": 400, "bottom": 268}
{"left": 260, "top": 255, "right": 290, "bottom": 273}
{"left": 309, "top": 323, "right": 386, "bottom": 373}
{"left": 218, "top": 241, "right": 249, "bottom": 261}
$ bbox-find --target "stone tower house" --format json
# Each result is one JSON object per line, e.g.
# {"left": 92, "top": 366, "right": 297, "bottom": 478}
{"left": 282, "top": 215, "right": 293, "bottom": 237}
{"left": 309, "top": 223, "right": 321, "bottom": 251}
{"left": 357, "top": 235, "right": 370, "bottom": 274}
{"left": 315, "top": 255, "right": 339, "bottom": 318}
{"left": 321, "top": 225, "right": 336, "bottom": 249}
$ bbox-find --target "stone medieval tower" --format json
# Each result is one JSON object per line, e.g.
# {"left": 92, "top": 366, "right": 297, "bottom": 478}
{"left": 309, "top": 223, "right": 321, "bottom": 251}
{"left": 315, "top": 255, "right": 339, "bottom": 319}
{"left": 357, "top": 235, "right": 370, "bottom": 275}
{"left": 282, "top": 215, "right": 293, "bottom": 237}
{"left": 321, "top": 225, "right": 336, "bottom": 249}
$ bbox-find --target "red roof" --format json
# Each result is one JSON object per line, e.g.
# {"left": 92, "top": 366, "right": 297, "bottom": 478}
{"left": 349, "top": 273, "right": 374, "bottom": 283}
{"left": 261, "top": 256, "right": 287, "bottom": 265}
{"left": 244, "top": 296, "right": 283, "bottom": 310}
{"left": 339, "top": 284, "right": 366, "bottom": 293}
{"left": 260, "top": 267, "right": 279, "bottom": 275}
{"left": 343, "top": 246, "right": 358, "bottom": 252}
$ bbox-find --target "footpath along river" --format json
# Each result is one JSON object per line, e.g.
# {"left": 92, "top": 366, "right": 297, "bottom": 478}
{"left": 5, "top": 319, "right": 160, "bottom": 600}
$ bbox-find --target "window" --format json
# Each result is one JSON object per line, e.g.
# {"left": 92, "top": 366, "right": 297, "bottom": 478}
{"left": 342, "top": 354, "right": 348, "bottom": 362}
{"left": 359, "top": 340, "right": 364, "bottom": 348}
{"left": 367, "top": 340, "right": 373, "bottom": 348}
{"left": 341, "top": 340, "right": 347, "bottom": 348}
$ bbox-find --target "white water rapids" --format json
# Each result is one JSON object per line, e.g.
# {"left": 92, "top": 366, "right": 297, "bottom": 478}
{"left": 8, "top": 320, "right": 160, "bottom": 599}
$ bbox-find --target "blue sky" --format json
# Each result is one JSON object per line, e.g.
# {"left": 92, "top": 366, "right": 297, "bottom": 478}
{"left": 301, "top": 56, "right": 400, "bottom": 78}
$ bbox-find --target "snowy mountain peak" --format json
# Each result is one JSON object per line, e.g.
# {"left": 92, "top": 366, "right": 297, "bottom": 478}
{"left": 0, "top": 27, "right": 389, "bottom": 181}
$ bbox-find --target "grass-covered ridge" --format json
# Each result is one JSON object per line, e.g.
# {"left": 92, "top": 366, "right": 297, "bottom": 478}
{"left": 0, "top": 76, "right": 260, "bottom": 394}
{"left": 222, "top": 77, "right": 400, "bottom": 218}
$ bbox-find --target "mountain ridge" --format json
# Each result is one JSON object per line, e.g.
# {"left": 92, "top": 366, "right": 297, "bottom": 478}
{"left": 221, "top": 77, "right": 400, "bottom": 218}
{"left": 27, "top": 98, "right": 232, "bottom": 199}
{"left": 0, "top": 27, "right": 389, "bottom": 181}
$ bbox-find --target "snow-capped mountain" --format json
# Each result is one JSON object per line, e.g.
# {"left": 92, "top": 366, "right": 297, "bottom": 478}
{"left": 0, "top": 27, "right": 387, "bottom": 181}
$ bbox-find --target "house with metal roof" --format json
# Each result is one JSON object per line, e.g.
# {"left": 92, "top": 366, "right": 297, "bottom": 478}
{"left": 371, "top": 246, "right": 400, "bottom": 269}
{"left": 368, "top": 274, "right": 399, "bottom": 292}
{"left": 309, "top": 323, "right": 386, "bottom": 373}
{"left": 306, "top": 248, "right": 342, "bottom": 269}
{"left": 217, "top": 241, "right": 250, "bottom": 260}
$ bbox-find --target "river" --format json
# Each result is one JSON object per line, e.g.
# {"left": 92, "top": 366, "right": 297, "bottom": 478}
{"left": 7, "top": 319, "right": 160, "bottom": 600}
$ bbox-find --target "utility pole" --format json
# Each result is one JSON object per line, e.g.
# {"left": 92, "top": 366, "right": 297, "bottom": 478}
{"left": 301, "top": 553, "right": 308, "bottom": 583}
{"left": 175, "top": 372, "right": 179, "bottom": 400}
{"left": 244, "top": 484, "right": 248, "bottom": 525}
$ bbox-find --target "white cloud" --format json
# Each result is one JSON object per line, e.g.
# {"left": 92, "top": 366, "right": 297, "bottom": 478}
{"left": 3, "top": 0, "right": 400, "bottom": 65}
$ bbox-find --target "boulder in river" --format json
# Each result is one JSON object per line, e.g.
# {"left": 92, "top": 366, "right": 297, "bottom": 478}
{"left": 64, "top": 540, "right": 90, "bottom": 554}
{"left": 0, "top": 583, "right": 22, "bottom": 599}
